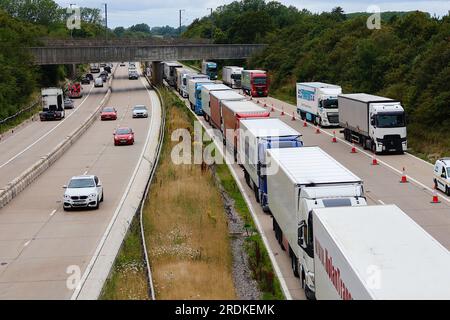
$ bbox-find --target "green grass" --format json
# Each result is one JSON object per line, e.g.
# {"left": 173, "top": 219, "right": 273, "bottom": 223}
{"left": 215, "top": 164, "right": 285, "bottom": 300}
{"left": 101, "top": 216, "right": 149, "bottom": 300}
{"left": 0, "top": 97, "right": 40, "bottom": 135}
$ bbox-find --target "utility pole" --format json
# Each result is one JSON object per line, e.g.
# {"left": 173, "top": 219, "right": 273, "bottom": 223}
{"left": 207, "top": 8, "right": 213, "bottom": 39}
{"left": 179, "top": 9, "right": 185, "bottom": 36}
{"left": 70, "top": 3, "right": 76, "bottom": 39}
{"left": 104, "top": 3, "right": 108, "bottom": 41}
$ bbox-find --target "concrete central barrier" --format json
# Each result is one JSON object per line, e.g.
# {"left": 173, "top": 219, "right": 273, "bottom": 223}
{"left": 0, "top": 68, "right": 116, "bottom": 209}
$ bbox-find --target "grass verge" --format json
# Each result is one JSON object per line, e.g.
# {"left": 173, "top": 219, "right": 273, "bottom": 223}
{"left": 215, "top": 164, "right": 284, "bottom": 300}
{"left": 142, "top": 87, "right": 236, "bottom": 299}
{"left": 100, "top": 216, "right": 149, "bottom": 300}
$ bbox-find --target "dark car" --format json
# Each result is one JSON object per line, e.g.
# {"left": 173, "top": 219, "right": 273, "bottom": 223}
{"left": 99, "top": 72, "right": 108, "bottom": 82}
{"left": 85, "top": 73, "right": 94, "bottom": 81}
{"left": 64, "top": 98, "right": 74, "bottom": 109}
{"left": 104, "top": 66, "right": 111, "bottom": 73}
{"left": 129, "top": 71, "right": 139, "bottom": 80}
{"left": 81, "top": 77, "right": 90, "bottom": 85}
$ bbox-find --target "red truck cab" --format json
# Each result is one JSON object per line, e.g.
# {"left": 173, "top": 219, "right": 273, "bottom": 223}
{"left": 67, "top": 82, "right": 83, "bottom": 99}
{"left": 242, "top": 70, "right": 269, "bottom": 97}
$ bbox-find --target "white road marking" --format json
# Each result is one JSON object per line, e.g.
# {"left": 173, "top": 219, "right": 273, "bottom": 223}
{"left": 23, "top": 240, "right": 31, "bottom": 247}
{"left": 83, "top": 170, "right": 88, "bottom": 175}
{"left": 268, "top": 104, "right": 450, "bottom": 204}
{"left": 378, "top": 200, "right": 386, "bottom": 205}
{"left": 0, "top": 84, "right": 96, "bottom": 169}
{"left": 50, "top": 209, "right": 57, "bottom": 216}
{"left": 71, "top": 63, "right": 157, "bottom": 300}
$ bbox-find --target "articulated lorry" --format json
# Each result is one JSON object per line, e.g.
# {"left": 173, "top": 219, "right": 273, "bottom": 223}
{"left": 40, "top": 88, "right": 65, "bottom": 121}
{"left": 239, "top": 118, "right": 303, "bottom": 210}
{"left": 163, "top": 62, "right": 183, "bottom": 87}
{"left": 222, "top": 101, "right": 270, "bottom": 160}
{"left": 241, "top": 70, "right": 269, "bottom": 97}
{"left": 222, "top": 66, "right": 243, "bottom": 89}
{"left": 202, "top": 61, "right": 218, "bottom": 80}
{"left": 209, "top": 90, "right": 246, "bottom": 129}
{"left": 187, "top": 78, "right": 214, "bottom": 115}
{"left": 176, "top": 68, "right": 192, "bottom": 96}
{"left": 200, "top": 84, "right": 231, "bottom": 122}
{"left": 296, "top": 82, "right": 342, "bottom": 127}
{"left": 338, "top": 93, "right": 407, "bottom": 154}
{"left": 310, "top": 205, "right": 450, "bottom": 300}
{"left": 185, "top": 73, "right": 209, "bottom": 98}
{"left": 266, "top": 146, "right": 366, "bottom": 299}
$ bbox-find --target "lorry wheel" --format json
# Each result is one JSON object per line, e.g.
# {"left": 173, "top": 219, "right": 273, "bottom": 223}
{"left": 371, "top": 140, "right": 377, "bottom": 154}
{"left": 291, "top": 251, "right": 299, "bottom": 277}
{"left": 446, "top": 186, "right": 450, "bottom": 196}
{"left": 299, "top": 112, "right": 306, "bottom": 120}
{"left": 244, "top": 171, "right": 251, "bottom": 188}
{"left": 434, "top": 179, "right": 438, "bottom": 190}
{"left": 304, "top": 285, "right": 316, "bottom": 300}
{"left": 253, "top": 182, "right": 260, "bottom": 203}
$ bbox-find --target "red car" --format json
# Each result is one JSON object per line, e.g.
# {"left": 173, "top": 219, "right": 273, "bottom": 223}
{"left": 114, "top": 127, "right": 134, "bottom": 146}
{"left": 101, "top": 107, "right": 117, "bottom": 120}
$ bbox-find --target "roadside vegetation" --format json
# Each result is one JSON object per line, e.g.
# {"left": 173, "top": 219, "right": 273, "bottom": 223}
{"left": 143, "top": 88, "right": 236, "bottom": 299}
{"left": 183, "top": 0, "right": 450, "bottom": 159}
{"left": 101, "top": 217, "right": 149, "bottom": 300}
{"left": 214, "top": 164, "right": 284, "bottom": 300}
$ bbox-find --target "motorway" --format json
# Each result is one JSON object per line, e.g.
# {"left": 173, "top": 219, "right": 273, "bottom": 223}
{"left": 0, "top": 64, "right": 160, "bottom": 299}
{"left": 174, "top": 66, "right": 450, "bottom": 300}
{"left": 0, "top": 78, "right": 109, "bottom": 190}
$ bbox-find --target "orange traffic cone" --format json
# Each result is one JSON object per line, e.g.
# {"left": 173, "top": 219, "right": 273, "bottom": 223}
{"left": 332, "top": 131, "right": 337, "bottom": 143}
{"left": 316, "top": 127, "right": 320, "bottom": 134}
{"left": 372, "top": 154, "right": 378, "bottom": 165}
{"left": 351, "top": 143, "right": 357, "bottom": 153}
{"left": 431, "top": 190, "right": 440, "bottom": 203}
{"left": 271, "top": 105, "right": 275, "bottom": 112}
{"left": 400, "top": 167, "right": 408, "bottom": 183}
{"left": 291, "top": 112, "right": 296, "bottom": 121}
{"left": 303, "top": 120, "right": 307, "bottom": 127}
{"left": 264, "top": 103, "right": 267, "bottom": 108}
{"left": 281, "top": 107, "right": 285, "bottom": 116}
{"left": 256, "top": 100, "right": 260, "bottom": 104}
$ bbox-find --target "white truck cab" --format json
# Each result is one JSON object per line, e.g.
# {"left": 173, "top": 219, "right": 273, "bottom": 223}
{"left": 434, "top": 158, "right": 450, "bottom": 195}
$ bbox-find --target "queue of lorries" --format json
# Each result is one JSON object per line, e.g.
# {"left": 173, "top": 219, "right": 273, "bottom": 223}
{"left": 161, "top": 61, "right": 450, "bottom": 300}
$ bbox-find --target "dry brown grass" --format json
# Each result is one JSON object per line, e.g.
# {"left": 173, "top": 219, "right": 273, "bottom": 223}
{"left": 143, "top": 91, "right": 236, "bottom": 300}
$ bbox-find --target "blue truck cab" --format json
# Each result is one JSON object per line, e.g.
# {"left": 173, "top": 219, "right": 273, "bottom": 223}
{"left": 239, "top": 118, "right": 303, "bottom": 211}
{"left": 188, "top": 78, "right": 214, "bottom": 115}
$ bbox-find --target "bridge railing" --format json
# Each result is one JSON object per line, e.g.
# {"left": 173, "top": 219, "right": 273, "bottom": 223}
{"left": 38, "top": 37, "right": 213, "bottom": 47}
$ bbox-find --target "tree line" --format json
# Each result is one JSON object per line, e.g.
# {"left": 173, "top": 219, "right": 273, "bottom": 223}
{"left": 183, "top": 0, "right": 450, "bottom": 157}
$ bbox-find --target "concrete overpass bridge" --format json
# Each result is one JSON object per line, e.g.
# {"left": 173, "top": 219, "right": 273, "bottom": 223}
{"left": 29, "top": 39, "right": 266, "bottom": 84}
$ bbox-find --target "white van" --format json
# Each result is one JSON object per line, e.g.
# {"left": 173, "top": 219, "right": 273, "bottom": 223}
{"left": 94, "top": 78, "right": 104, "bottom": 87}
{"left": 433, "top": 158, "right": 450, "bottom": 195}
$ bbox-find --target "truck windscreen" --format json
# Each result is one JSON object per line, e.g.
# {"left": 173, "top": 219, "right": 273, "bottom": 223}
{"left": 376, "top": 112, "right": 405, "bottom": 128}
{"left": 231, "top": 74, "right": 241, "bottom": 80}
{"left": 322, "top": 99, "right": 338, "bottom": 109}
{"left": 253, "top": 77, "right": 267, "bottom": 85}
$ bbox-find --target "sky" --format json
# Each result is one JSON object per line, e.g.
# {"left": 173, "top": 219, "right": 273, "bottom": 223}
{"left": 55, "top": 0, "right": 450, "bottom": 28}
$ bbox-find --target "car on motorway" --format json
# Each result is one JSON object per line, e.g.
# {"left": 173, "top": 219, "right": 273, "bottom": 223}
{"left": 104, "top": 66, "right": 112, "bottom": 73}
{"left": 120, "top": 62, "right": 126, "bottom": 66}
{"left": 63, "top": 175, "right": 104, "bottom": 210}
{"left": 81, "top": 76, "right": 90, "bottom": 85}
{"left": 129, "top": 71, "right": 139, "bottom": 80}
{"left": 100, "top": 107, "right": 118, "bottom": 120}
{"left": 94, "top": 77, "right": 104, "bottom": 87}
{"left": 63, "top": 97, "right": 74, "bottom": 109}
{"left": 100, "top": 63, "right": 107, "bottom": 67}
{"left": 132, "top": 105, "right": 149, "bottom": 118}
{"left": 99, "top": 71, "right": 108, "bottom": 82}
{"left": 114, "top": 127, "right": 135, "bottom": 146}
{"left": 433, "top": 158, "right": 450, "bottom": 195}
{"left": 85, "top": 73, "right": 94, "bottom": 81}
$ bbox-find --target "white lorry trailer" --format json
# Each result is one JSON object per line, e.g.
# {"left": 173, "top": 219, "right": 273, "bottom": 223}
{"left": 176, "top": 68, "right": 193, "bottom": 97}
{"left": 185, "top": 73, "right": 209, "bottom": 98}
{"left": 163, "top": 62, "right": 182, "bottom": 87}
{"left": 266, "top": 146, "right": 366, "bottom": 299}
{"left": 239, "top": 118, "right": 303, "bottom": 210}
{"left": 310, "top": 205, "right": 450, "bottom": 300}
{"left": 339, "top": 93, "right": 407, "bottom": 154}
{"left": 222, "top": 66, "right": 243, "bottom": 88}
{"left": 296, "top": 82, "right": 342, "bottom": 127}
{"left": 200, "top": 83, "right": 231, "bottom": 122}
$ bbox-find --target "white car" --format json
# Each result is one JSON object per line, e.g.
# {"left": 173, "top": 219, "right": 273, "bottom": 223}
{"left": 433, "top": 158, "right": 450, "bottom": 195}
{"left": 94, "top": 77, "right": 104, "bottom": 87}
{"left": 132, "top": 105, "right": 149, "bottom": 118}
{"left": 63, "top": 175, "right": 104, "bottom": 210}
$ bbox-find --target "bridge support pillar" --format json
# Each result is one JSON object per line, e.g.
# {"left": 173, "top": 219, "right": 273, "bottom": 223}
{"left": 151, "top": 61, "right": 163, "bottom": 86}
